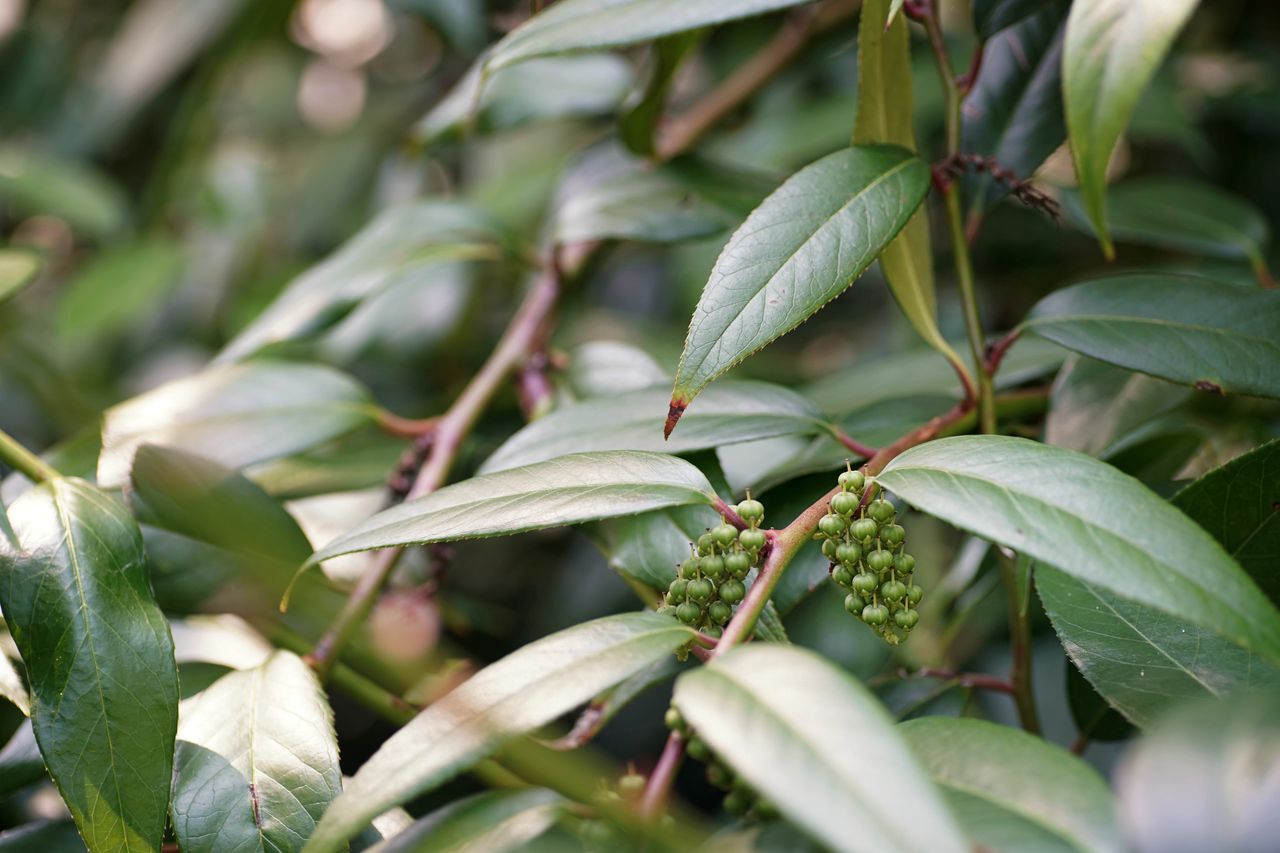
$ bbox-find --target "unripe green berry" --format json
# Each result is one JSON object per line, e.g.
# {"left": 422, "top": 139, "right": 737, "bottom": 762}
{"left": 881, "top": 580, "right": 907, "bottom": 602}
{"left": 708, "top": 600, "right": 732, "bottom": 624}
{"left": 703, "top": 625, "right": 723, "bottom": 639}
{"left": 697, "top": 533, "right": 716, "bottom": 555}
{"left": 839, "top": 469, "right": 866, "bottom": 493}
{"left": 836, "top": 542, "right": 862, "bottom": 565}
{"left": 667, "top": 578, "right": 687, "bottom": 604}
{"left": 686, "top": 578, "right": 713, "bottom": 603}
{"left": 830, "top": 491, "right": 859, "bottom": 516}
{"left": 832, "top": 565, "right": 854, "bottom": 587}
{"left": 817, "top": 513, "right": 846, "bottom": 537}
{"left": 706, "top": 764, "right": 732, "bottom": 789}
{"left": 754, "top": 799, "right": 780, "bottom": 821}
{"left": 739, "top": 528, "right": 767, "bottom": 553}
{"left": 719, "top": 579, "right": 746, "bottom": 605}
{"left": 618, "top": 772, "right": 646, "bottom": 798}
{"left": 736, "top": 498, "right": 765, "bottom": 523}
{"left": 861, "top": 604, "right": 889, "bottom": 625}
{"left": 852, "top": 572, "right": 879, "bottom": 594}
{"left": 867, "top": 499, "right": 896, "bottom": 523}
{"left": 879, "top": 524, "right": 906, "bottom": 546}
{"left": 867, "top": 549, "right": 895, "bottom": 572}
{"left": 725, "top": 552, "right": 751, "bottom": 577}
{"left": 687, "top": 737, "right": 711, "bottom": 761}
{"left": 678, "top": 556, "right": 699, "bottom": 579}
{"left": 851, "top": 518, "right": 878, "bottom": 542}
{"left": 844, "top": 593, "right": 864, "bottom": 615}
{"left": 894, "top": 553, "right": 916, "bottom": 574}
{"left": 723, "top": 790, "right": 751, "bottom": 816}
{"left": 676, "top": 602, "right": 701, "bottom": 625}
{"left": 579, "top": 819, "right": 615, "bottom": 846}
{"left": 821, "top": 539, "right": 840, "bottom": 560}
{"left": 700, "top": 555, "right": 725, "bottom": 580}
{"left": 664, "top": 707, "right": 685, "bottom": 731}
{"left": 712, "top": 523, "right": 739, "bottom": 547}
{"left": 907, "top": 584, "right": 924, "bottom": 605}
{"left": 895, "top": 609, "right": 920, "bottom": 629}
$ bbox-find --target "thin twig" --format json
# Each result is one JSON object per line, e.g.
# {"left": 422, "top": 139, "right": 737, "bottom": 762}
{"left": 832, "top": 428, "right": 878, "bottom": 459}
{"left": 998, "top": 550, "right": 1041, "bottom": 734}
{"left": 984, "top": 327, "right": 1022, "bottom": 376}
{"left": 896, "top": 666, "right": 1016, "bottom": 695}
{"left": 0, "top": 428, "right": 60, "bottom": 484}
{"left": 640, "top": 731, "right": 685, "bottom": 818}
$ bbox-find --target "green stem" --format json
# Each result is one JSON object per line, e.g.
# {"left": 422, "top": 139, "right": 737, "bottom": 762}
{"left": 997, "top": 551, "right": 1041, "bottom": 734}
{"left": 0, "top": 428, "right": 60, "bottom": 484}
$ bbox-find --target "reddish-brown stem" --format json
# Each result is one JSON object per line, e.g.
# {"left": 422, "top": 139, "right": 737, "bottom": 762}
{"left": 376, "top": 411, "right": 439, "bottom": 439}
{"left": 640, "top": 731, "right": 686, "bottom": 818}
{"left": 309, "top": 265, "right": 562, "bottom": 681}
{"left": 984, "top": 327, "right": 1022, "bottom": 376}
{"left": 653, "top": 0, "right": 858, "bottom": 162}
{"left": 711, "top": 496, "right": 749, "bottom": 530}
{"left": 898, "top": 667, "right": 1016, "bottom": 695}
{"left": 957, "top": 40, "right": 984, "bottom": 95}
{"left": 832, "top": 428, "right": 878, "bottom": 459}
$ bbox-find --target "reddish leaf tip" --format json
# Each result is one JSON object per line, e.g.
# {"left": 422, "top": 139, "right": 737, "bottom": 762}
{"left": 664, "top": 400, "right": 687, "bottom": 439}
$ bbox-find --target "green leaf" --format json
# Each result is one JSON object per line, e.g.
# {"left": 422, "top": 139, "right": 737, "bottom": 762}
{"left": 1022, "top": 273, "right": 1280, "bottom": 399}
{"left": 673, "top": 645, "right": 966, "bottom": 853}
{"left": 973, "top": 0, "right": 1059, "bottom": 38}
{"left": 98, "top": 360, "right": 377, "bottom": 487}
{"left": 802, "top": 337, "right": 1066, "bottom": 417}
{"left": 1045, "top": 355, "right": 1188, "bottom": 457}
{"left": 619, "top": 32, "right": 701, "bottom": 156}
{"left": 900, "top": 717, "right": 1124, "bottom": 853}
{"left": 130, "top": 444, "right": 313, "bottom": 566}
{"left": 1171, "top": 439, "right": 1280, "bottom": 603}
{"left": 0, "top": 821, "right": 88, "bottom": 853}
{"left": 552, "top": 145, "right": 737, "bottom": 245}
{"left": 1061, "top": 178, "right": 1273, "bottom": 282}
{"left": 484, "top": 0, "right": 812, "bottom": 73}
{"left": 0, "top": 249, "right": 40, "bottom": 304}
{"left": 311, "top": 451, "right": 717, "bottom": 563}
{"left": 217, "top": 201, "right": 501, "bottom": 363}
{"left": 1066, "top": 660, "right": 1135, "bottom": 743}
{"left": 877, "top": 435, "right": 1280, "bottom": 663}
{"left": 0, "top": 643, "right": 27, "bottom": 715}
{"left": 592, "top": 504, "right": 720, "bottom": 589}
{"left": 371, "top": 789, "right": 563, "bottom": 852}
{"left": 303, "top": 612, "right": 695, "bottom": 853}
{"left": 0, "top": 147, "right": 127, "bottom": 239}
{"left": 481, "top": 381, "right": 828, "bottom": 473}
{"left": 1037, "top": 566, "right": 1280, "bottom": 728}
{"left": 1063, "top": 0, "right": 1200, "bottom": 256}
{"left": 855, "top": 0, "right": 963, "bottom": 375}
{"left": 415, "top": 55, "right": 634, "bottom": 145}
{"left": 171, "top": 651, "right": 342, "bottom": 853}
{"left": 962, "top": 1, "right": 1069, "bottom": 215}
{"left": 0, "top": 721, "right": 45, "bottom": 797}
{"left": 668, "top": 145, "right": 930, "bottom": 429}
{"left": 56, "top": 239, "right": 184, "bottom": 343}
{"left": 0, "top": 478, "right": 178, "bottom": 853}
{"left": 1115, "top": 693, "right": 1280, "bottom": 852}
{"left": 565, "top": 340, "right": 669, "bottom": 399}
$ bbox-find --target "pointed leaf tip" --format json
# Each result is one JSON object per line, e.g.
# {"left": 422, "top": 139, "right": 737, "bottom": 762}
{"left": 664, "top": 400, "right": 687, "bottom": 439}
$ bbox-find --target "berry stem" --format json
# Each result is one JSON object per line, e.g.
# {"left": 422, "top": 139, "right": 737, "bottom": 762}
{"left": 309, "top": 258, "right": 564, "bottom": 682}
{"left": 640, "top": 731, "right": 685, "bottom": 818}
{"left": 0, "top": 427, "right": 60, "bottom": 484}
{"left": 711, "top": 495, "right": 749, "bottom": 530}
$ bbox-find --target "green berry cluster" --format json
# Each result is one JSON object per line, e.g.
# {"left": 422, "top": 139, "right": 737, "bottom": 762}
{"left": 818, "top": 468, "right": 922, "bottom": 645}
{"left": 664, "top": 707, "right": 776, "bottom": 821}
{"left": 658, "top": 496, "right": 766, "bottom": 637}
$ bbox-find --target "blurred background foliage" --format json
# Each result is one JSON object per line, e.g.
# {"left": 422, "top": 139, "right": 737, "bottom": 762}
{"left": 1, "top": 0, "right": 1279, "bottom": 833}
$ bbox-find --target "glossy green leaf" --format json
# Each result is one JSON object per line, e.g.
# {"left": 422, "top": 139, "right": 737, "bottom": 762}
{"left": 130, "top": 444, "right": 313, "bottom": 566}
{"left": 56, "top": 239, "right": 184, "bottom": 343}
{"left": 1171, "top": 439, "right": 1280, "bottom": 603}
{"left": 1038, "top": 566, "right": 1280, "bottom": 728}
{"left": 304, "top": 612, "right": 695, "bottom": 853}
{"left": 901, "top": 717, "right": 1123, "bottom": 853}
{"left": 973, "top": 0, "right": 1060, "bottom": 38}
{"left": 1063, "top": 0, "right": 1200, "bottom": 255}
{"left": 0, "top": 644, "right": 27, "bottom": 715}
{"left": 310, "top": 451, "right": 717, "bottom": 563}
{"left": 1115, "top": 693, "right": 1280, "bottom": 853}
{"left": 0, "top": 721, "right": 45, "bottom": 796}
{"left": 619, "top": 32, "right": 701, "bottom": 156}
{"left": 674, "top": 645, "right": 966, "bottom": 853}
{"left": 1023, "top": 274, "right": 1280, "bottom": 399}
{"left": 484, "top": 0, "right": 812, "bottom": 73}
{"left": 963, "top": 1, "right": 1068, "bottom": 215}
{"left": 171, "top": 651, "right": 342, "bottom": 853}
{"left": 98, "top": 360, "right": 377, "bottom": 487}
{"left": 481, "top": 381, "right": 828, "bottom": 473}
{"left": 1045, "top": 355, "right": 1188, "bottom": 457}
{"left": 0, "top": 821, "right": 88, "bottom": 853}
{"left": 552, "top": 145, "right": 736, "bottom": 245}
{"left": 877, "top": 436, "right": 1280, "bottom": 662}
{"left": 370, "top": 789, "right": 563, "bottom": 852}
{"left": 1066, "top": 659, "right": 1135, "bottom": 744}
{"left": 0, "top": 146, "right": 127, "bottom": 239}
{"left": 1061, "top": 178, "right": 1273, "bottom": 282}
{"left": 565, "top": 340, "right": 668, "bottom": 399}
{"left": 217, "top": 201, "right": 501, "bottom": 363}
{"left": 0, "top": 249, "right": 40, "bottom": 304}
{"left": 803, "top": 337, "right": 1066, "bottom": 417}
{"left": 856, "top": 0, "right": 962, "bottom": 374}
{"left": 592, "top": 504, "right": 720, "bottom": 589}
{"left": 0, "top": 478, "right": 178, "bottom": 853}
{"left": 669, "top": 145, "right": 930, "bottom": 427}
{"left": 415, "top": 55, "right": 633, "bottom": 145}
